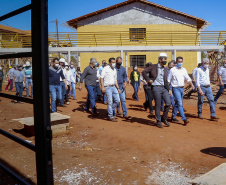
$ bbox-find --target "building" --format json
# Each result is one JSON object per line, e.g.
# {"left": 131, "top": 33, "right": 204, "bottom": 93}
{"left": 67, "top": 0, "right": 208, "bottom": 73}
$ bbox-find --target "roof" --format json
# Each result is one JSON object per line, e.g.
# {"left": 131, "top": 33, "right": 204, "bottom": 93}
{"left": 0, "top": 24, "right": 29, "bottom": 34}
{"left": 67, "top": 0, "right": 207, "bottom": 29}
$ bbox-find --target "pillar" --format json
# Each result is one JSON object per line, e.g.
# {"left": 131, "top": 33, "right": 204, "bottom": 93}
{"left": 120, "top": 50, "right": 123, "bottom": 66}
{"left": 68, "top": 51, "right": 71, "bottom": 63}
{"left": 78, "top": 52, "right": 81, "bottom": 67}
{"left": 125, "top": 52, "right": 128, "bottom": 74}
{"left": 172, "top": 50, "right": 176, "bottom": 61}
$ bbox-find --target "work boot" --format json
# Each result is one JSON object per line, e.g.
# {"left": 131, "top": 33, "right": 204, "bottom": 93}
{"left": 156, "top": 122, "right": 163, "bottom": 128}
{"left": 171, "top": 117, "right": 179, "bottom": 123}
{"left": 183, "top": 119, "right": 189, "bottom": 126}
{"left": 109, "top": 118, "right": 118, "bottom": 122}
{"left": 162, "top": 119, "right": 170, "bottom": 127}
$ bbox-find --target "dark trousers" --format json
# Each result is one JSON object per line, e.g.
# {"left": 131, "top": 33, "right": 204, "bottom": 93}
{"left": 152, "top": 86, "right": 171, "bottom": 122}
{"left": 60, "top": 81, "right": 66, "bottom": 105}
{"left": 143, "top": 85, "right": 154, "bottom": 112}
{"left": 95, "top": 82, "right": 102, "bottom": 101}
{"left": 85, "top": 85, "right": 97, "bottom": 113}
{"left": 0, "top": 79, "right": 2, "bottom": 91}
{"left": 66, "top": 85, "right": 70, "bottom": 102}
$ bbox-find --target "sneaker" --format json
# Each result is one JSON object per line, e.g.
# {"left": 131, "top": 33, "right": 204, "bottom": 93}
{"left": 183, "top": 108, "right": 187, "bottom": 112}
{"left": 183, "top": 119, "right": 189, "bottom": 126}
{"left": 59, "top": 104, "right": 66, "bottom": 107}
{"left": 198, "top": 115, "right": 204, "bottom": 119}
{"left": 162, "top": 119, "right": 170, "bottom": 127}
{"left": 123, "top": 115, "right": 131, "bottom": 120}
{"left": 117, "top": 110, "right": 122, "bottom": 115}
{"left": 171, "top": 118, "right": 179, "bottom": 123}
{"left": 210, "top": 116, "right": 219, "bottom": 121}
{"left": 156, "top": 122, "right": 163, "bottom": 128}
{"left": 109, "top": 118, "right": 118, "bottom": 122}
{"left": 66, "top": 102, "right": 70, "bottom": 105}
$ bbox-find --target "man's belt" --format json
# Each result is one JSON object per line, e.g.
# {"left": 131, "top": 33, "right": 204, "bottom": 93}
{"left": 173, "top": 86, "right": 184, "bottom": 88}
{"left": 201, "top": 85, "right": 210, "bottom": 88}
{"left": 104, "top": 84, "right": 115, "bottom": 87}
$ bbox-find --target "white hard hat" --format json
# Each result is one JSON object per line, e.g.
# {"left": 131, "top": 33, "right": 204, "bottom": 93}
{"left": 26, "top": 61, "right": 30, "bottom": 66}
{"left": 159, "top": 53, "right": 168, "bottom": 58}
{"left": 23, "top": 64, "right": 26, "bottom": 68}
{"left": 59, "top": 58, "right": 66, "bottom": 63}
{"left": 65, "top": 62, "right": 69, "bottom": 66}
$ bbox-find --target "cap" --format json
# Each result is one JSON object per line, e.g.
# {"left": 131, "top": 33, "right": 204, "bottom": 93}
{"left": 26, "top": 61, "right": 30, "bottom": 66}
{"left": 158, "top": 53, "right": 168, "bottom": 58}
{"left": 59, "top": 58, "right": 66, "bottom": 63}
{"left": 65, "top": 62, "right": 69, "bottom": 66}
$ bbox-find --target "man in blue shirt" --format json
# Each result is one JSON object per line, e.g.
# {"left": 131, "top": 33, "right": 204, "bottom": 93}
{"left": 115, "top": 57, "right": 131, "bottom": 119}
{"left": 24, "top": 61, "right": 33, "bottom": 97}
{"left": 49, "top": 58, "right": 67, "bottom": 112}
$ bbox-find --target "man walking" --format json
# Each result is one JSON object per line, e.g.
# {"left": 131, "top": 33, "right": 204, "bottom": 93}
{"left": 24, "top": 61, "right": 33, "bottom": 97}
{"left": 59, "top": 58, "right": 67, "bottom": 107}
{"left": 99, "top": 60, "right": 107, "bottom": 104}
{"left": 187, "top": 63, "right": 202, "bottom": 99}
{"left": 142, "top": 53, "right": 171, "bottom": 128}
{"left": 79, "top": 58, "right": 98, "bottom": 116}
{"left": 6, "top": 65, "right": 15, "bottom": 91}
{"left": 13, "top": 64, "right": 25, "bottom": 103}
{"left": 49, "top": 58, "right": 67, "bottom": 112}
{"left": 70, "top": 61, "right": 77, "bottom": 100}
{"left": 115, "top": 56, "right": 131, "bottom": 119}
{"left": 0, "top": 67, "right": 3, "bottom": 92}
{"left": 167, "top": 56, "right": 194, "bottom": 125}
{"left": 214, "top": 58, "right": 226, "bottom": 104}
{"left": 196, "top": 58, "right": 218, "bottom": 120}
{"left": 100, "top": 57, "right": 121, "bottom": 122}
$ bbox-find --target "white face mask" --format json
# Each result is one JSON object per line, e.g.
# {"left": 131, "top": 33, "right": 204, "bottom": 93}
{"left": 55, "top": 63, "right": 59, "bottom": 67}
{"left": 134, "top": 67, "right": 138, "bottom": 70}
{"left": 204, "top": 64, "right": 209, "bottom": 69}
{"left": 70, "top": 65, "right": 73, "bottom": 68}
{"left": 112, "top": 63, "right": 116, "bottom": 68}
{"left": 65, "top": 66, "right": 69, "bottom": 70}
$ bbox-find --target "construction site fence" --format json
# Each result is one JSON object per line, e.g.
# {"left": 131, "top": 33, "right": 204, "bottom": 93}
{"left": 0, "top": 31, "right": 226, "bottom": 48}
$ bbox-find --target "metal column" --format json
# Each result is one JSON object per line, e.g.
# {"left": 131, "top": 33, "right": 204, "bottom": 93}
{"left": 78, "top": 52, "right": 81, "bottom": 67}
{"left": 31, "top": 0, "right": 54, "bottom": 184}
{"left": 172, "top": 49, "right": 176, "bottom": 61}
{"left": 68, "top": 51, "right": 71, "bottom": 63}
{"left": 125, "top": 51, "right": 128, "bottom": 74}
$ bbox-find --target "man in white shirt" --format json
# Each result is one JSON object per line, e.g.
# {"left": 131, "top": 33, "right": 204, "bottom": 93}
{"left": 100, "top": 58, "right": 121, "bottom": 122}
{"left": 167, "top": 56, "right": 194, "bottom": 125}
{"left": 187, "top": 63, "right": 202, "bottom": 99}
{"left": 59, "top": 58, "right": 67, "bottom": 107}
{"left": 214, "top": 58, "right": 226, "bottom": 104}
{"left": 196, "top": 58, "right": 218, "bottom": 120}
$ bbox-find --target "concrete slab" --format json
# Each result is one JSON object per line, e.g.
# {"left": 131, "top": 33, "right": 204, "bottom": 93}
{"left": 12, "top": 113, "right": 70, "bottom": 136}
{"left": 189, "top": 163, "right": 226, "bottom": 185}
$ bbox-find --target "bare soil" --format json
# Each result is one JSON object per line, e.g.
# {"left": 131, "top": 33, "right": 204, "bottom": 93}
{"left": 0, "top": 83, "right": 226, "bottom": 184}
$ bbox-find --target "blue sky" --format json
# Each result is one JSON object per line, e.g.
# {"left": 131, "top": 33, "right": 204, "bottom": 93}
{"left": 0, "top": 0, "right": 226, "bottom": 32}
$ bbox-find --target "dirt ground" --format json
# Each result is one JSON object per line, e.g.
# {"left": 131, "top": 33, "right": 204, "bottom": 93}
{"left": 0, "top": 82, "right": 226, "bottom": 185}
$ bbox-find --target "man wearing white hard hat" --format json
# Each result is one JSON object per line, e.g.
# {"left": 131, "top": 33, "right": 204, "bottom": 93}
{"left": 142, "top": 53, "right": 171, "bottom": 128}
{"left": 59, "top": 58, "right": 67, "bottom": 107}
{"left": 23, "top": 61, "right": 33, "bottom": 97}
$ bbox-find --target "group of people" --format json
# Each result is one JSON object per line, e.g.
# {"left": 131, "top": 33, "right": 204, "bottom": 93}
{"left": 79, "top": 53, "right": 223, "bottom": 128}
{"left": 2, "top": 53, "right": 224, "bottom": 128}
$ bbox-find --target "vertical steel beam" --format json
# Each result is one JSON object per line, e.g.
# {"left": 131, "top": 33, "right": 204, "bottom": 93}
{"left": 125, "top": 51, "right": 128, "bottom": 74}
{"left": 31, "top": 0, "right": 54, "bottom": 184}
{"left": 78, "top": 52, "right": 81, "bottom": 67}
{"left": 120, "top": 50, "right": 123, "bottom": 66}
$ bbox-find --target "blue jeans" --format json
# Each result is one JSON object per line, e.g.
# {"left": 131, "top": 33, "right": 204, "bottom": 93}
{"left": 214, "top": 84, "right": 226, "bottom": 102}
{"left": 10, "top": 79, "right": 13, "bottom": 91}
{"left": 49, "top": 85, "right": 62, "bottom": 112}
{"left": 105, "top": 86, "right": 120, "bottom": 119}
{"left": 26, "top": 78, "right": 33, "bottom": 96}
{"left": 132, "top": 82, "right": 139, "bottom": 101}
{"left": 198, "top": 86, "right": 216, "bottom": 117}
{"left": 71, "top": 82, "right": 76, "bottom": 99}
{"left": 60, "top": 81, "right": 66, "bottom": 105}
{"left": 102, "top": 94, "right": 107, "bottom": 104}
{"left": 172, "top": 87, "right": 186, "bottom": 121}
{"left": 15, "top": 82, "right": 23, "bottom": 97}
{"left": 117, "top": 87, "right": 128, "bottom": 116}
{"left": 85, "top": 85, "right": 97, "bottom": 113}
{"left": 95, "top": 82, "right": 102, "bottom": 101}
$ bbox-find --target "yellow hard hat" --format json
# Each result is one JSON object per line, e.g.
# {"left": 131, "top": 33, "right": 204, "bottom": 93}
{"left": 9, "top": 66, "right": 12, "bottom": 69}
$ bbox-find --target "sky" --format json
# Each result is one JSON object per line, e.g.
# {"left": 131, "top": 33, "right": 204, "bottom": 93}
{"left": 0, "top": 0, "right": 226, "bottom": 32}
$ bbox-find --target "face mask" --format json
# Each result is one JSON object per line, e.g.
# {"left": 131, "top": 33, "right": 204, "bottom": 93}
{"left": 134, "top": 67, "right": 138, "bottom": 70}
{"left": 112, "top": 63, "right": 116, "bottom": 68}
{"left": 162, "top": 61, "right": 167, "bottom": 65}
{"left": 117, "top": 63, "right": 122, "bottom": 66}
{"left": 204, "top": 64, "right": 209, "bottom": 69}
{"left": 65, "top": 66, "right": 69, "bottom": 69}
{"left": 18, "top": 67, "right": 22, "bottom": 70}
{"left": 177, "top": 63, "right": 183, "bottom": 68}
{"left": 70, "top": 65, "right": 73, "bottom": 68}
{"left": 55, "top": 64, "right": 59, "bottom": 67}
{"left": 224, "top": 64, "right": 226, "bottom": 68}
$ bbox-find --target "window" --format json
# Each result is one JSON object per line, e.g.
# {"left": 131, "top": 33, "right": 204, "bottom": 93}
{"left": 129, "top": 28, "right": 146, "bottom": 42}
{"left": 130, "top": 55, "right": 146, "bottom": 67}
